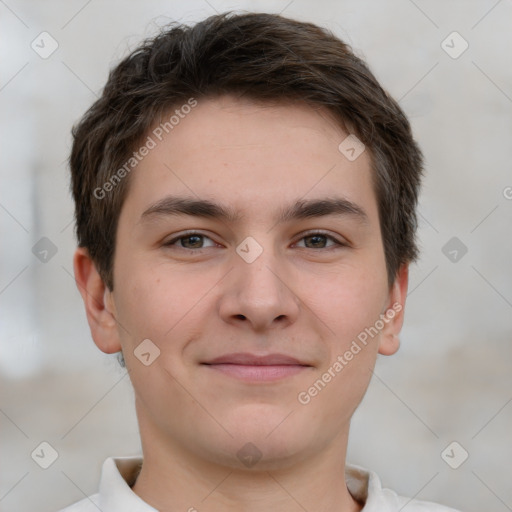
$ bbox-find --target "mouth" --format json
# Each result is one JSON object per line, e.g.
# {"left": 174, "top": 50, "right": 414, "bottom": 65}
{"left": 201, "top": 352, "right": 312, "bottom": 382}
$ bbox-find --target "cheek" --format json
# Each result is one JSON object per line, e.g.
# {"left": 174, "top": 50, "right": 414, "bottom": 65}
{"left": 297, "top": 271, "right": 386, "bottom": 421}
{"left": 305, "top": 261, "right": 388, "bottom": 345}
{"left": 111, "top": 261, "right": 174, "bottom": 348}
{"left": 112, "top": 260, "right": 215, "bottom": 349}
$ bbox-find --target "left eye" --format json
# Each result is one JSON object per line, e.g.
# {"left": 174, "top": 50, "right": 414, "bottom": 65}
{"left": 294, "top": 232, "right": 343, "bottom": 250}
{"left": 164, "top": 231, "right": 344, "bottom": 250}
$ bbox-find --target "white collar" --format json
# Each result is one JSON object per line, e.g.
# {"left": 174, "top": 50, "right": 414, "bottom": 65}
{"left": 64, "top": 456, "right": 458, "bottom": 512}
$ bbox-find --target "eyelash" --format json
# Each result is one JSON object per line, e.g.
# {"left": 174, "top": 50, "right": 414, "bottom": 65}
{"left": 163, "top": 230, "right": 347, "bottom": 252}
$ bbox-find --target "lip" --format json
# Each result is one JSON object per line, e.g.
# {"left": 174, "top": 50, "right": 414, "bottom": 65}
{"left": 201, "top": 352, "right": 312, "bottom": 382}
{"left": 204, "top": 352, "right": 308, "bottom": 366}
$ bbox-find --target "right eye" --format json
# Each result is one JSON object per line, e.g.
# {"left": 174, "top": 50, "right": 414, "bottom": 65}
{"left": 163, "top": 231, "right": 218, "bottom": 250}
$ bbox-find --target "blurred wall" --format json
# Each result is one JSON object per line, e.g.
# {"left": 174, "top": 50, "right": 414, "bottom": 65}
{"left": 1, "top": 1, "right": 511, "bottom": 511}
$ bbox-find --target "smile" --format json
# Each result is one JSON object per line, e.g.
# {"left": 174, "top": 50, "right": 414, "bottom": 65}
{"left": 201, "top": 352, "right": 312, "bottom": 382}
{"left": 202, "top": 363, "right": 309, "bottom": 381}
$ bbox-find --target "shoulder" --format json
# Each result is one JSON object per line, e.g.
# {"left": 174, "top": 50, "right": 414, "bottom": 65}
{"left": 394, "top": 494, "right": 461, "bottom": 511}
{"left": 345, "top": 464, "right": 462, "bottom": 512}
{"left": 55, "top": 456, "right": 147, "bottom": 512}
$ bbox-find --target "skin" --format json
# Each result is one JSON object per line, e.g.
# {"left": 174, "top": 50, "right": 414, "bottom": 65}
{"left": 74, "top": 94, "right": 408, "bottom": 512}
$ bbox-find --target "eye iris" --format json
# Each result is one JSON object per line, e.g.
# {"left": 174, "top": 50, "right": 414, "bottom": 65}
{"left": 305, "top": 234, "right": 327, "bottom": 248}
{"left": 174, "top": 234, "right": 333, "bottom": 250}
{"left": 182, "top": 235, "right": 203, "bottom": 248}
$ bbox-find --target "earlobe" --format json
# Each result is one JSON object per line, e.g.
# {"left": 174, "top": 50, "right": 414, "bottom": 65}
{"left": 378, "top": 264, "right": 409, "bottom": 356}
{"left": 73, "top": 247, "right": 122, "bottom": 354}
{"left": 378, "top": 333, "right": 401, "bottom": 356}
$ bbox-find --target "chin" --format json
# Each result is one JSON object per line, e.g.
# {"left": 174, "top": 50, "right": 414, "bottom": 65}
{"left": 197, "top": 406, "right": 319, "bottom": 470}
{"left": 199, "top": 435, "right": 312, "bottom": 472}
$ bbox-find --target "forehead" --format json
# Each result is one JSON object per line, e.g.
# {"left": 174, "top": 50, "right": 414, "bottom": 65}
{"left": 120, "top": 95, "right": 377, "bottom": 226}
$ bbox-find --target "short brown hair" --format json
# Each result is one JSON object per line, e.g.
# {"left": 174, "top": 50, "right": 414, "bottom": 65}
{"left": 69, "top": 11, "right": 423, "bottom": 290}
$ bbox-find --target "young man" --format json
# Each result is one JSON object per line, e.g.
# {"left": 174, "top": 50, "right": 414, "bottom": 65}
{"left": 63, "top": 11, "right": 460, "bottom": 512}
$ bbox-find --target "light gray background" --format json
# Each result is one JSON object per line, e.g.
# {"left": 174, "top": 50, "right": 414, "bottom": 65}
{"left": 1, "top": 1, "right": 511, "bottom": 511}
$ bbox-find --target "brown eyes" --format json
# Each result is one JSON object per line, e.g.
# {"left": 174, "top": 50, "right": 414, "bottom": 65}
{"left": 164, "top": 230, "right": 347, "bottom": 251}
{"left": 166, "top": 233, "right": 215, "bottom": 249}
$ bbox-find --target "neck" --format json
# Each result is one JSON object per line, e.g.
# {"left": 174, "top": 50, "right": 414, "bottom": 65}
{"left": 131, "top": 413, "right": 362, "bottom": 512}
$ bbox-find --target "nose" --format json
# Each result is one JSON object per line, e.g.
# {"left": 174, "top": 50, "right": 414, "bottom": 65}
{"left": 218, "top": 239, "right": 300, "bottom": 332}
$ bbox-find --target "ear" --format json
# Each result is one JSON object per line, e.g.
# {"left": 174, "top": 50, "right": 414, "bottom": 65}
{"left": 73, "top": 247, "right": 122, "bottom": 354}
{"left": 378, "top": 264, "right": 409, "bottom": 356}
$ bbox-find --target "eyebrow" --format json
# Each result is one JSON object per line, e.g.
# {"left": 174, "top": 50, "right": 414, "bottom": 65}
{"left": 140, "top": 195, "right": 368, "bottom": 225}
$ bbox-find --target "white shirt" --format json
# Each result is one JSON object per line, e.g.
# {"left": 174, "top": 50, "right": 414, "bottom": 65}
{"left": 58, "top": 456, "right": 461, "bottom": 511}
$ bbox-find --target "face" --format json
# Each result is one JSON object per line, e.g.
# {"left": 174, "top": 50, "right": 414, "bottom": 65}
{"left": 80, "top": 95, "right": 406, "bottom": 471}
